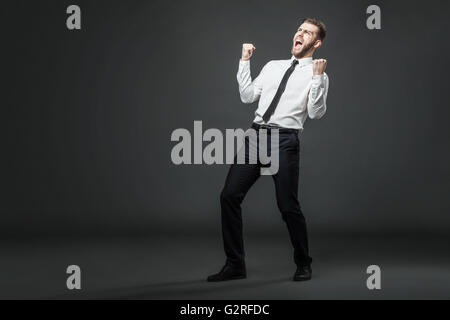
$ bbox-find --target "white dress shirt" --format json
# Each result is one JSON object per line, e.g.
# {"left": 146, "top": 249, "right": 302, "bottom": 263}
{"left": 237, "top": 56, "right": 329, "bottom": 130}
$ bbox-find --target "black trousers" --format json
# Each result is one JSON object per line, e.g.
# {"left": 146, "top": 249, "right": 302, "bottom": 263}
{"left": 220, "top": 124, "right": 312, "bottom": 268}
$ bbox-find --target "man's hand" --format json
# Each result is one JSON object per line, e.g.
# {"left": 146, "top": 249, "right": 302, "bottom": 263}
{"left": 313, "top": 59, "right": 327, "bottom": 75}
{"left": 241, "top": 43, "right": 256, "bottom": 61}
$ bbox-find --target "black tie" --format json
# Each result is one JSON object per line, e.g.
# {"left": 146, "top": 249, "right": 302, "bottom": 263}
{"left": 262, "top": 59, "right": 299, "bottom": 123}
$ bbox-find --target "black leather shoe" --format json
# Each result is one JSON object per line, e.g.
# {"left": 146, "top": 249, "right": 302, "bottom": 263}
{"left": 293, "top": 265, "right": 312, "bottom": 281}
{"left": 207, "top": 263, "right": 247, "bottom": 282}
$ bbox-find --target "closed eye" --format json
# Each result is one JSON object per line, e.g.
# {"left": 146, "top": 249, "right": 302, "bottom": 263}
{"left": 298, "top": 28, "right": 312, "bottom": 36}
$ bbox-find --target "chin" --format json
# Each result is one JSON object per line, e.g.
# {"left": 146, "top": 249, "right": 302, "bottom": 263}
{"left": 292, "top": 50, "right": 302, "bottom": 57}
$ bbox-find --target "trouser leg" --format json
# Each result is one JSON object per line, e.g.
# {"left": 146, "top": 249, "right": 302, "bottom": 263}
{"left": 220, "top": 138, "right": 260, "bottom": 267}
{"left": 272, "top": 132, "right": 312, "bottom": 267}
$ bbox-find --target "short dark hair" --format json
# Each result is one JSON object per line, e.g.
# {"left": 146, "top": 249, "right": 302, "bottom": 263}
{"left": 300, "top": 17, "right": 327, "bottom": 41}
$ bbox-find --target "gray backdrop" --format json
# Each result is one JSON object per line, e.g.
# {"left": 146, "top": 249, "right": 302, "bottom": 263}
{"left": 2, "top": 0, "right": 450, "bottom": 237}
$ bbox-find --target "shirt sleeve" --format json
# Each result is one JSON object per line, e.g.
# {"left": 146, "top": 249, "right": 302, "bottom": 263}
{"left": 307, "top": 72, "right": 329, "bottom": 119}
{"left": 236, "top": 60, "right": 269, "bottom": 104}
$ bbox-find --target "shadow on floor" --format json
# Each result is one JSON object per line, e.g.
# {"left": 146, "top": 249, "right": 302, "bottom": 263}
{"left": 58, "top": 276, "right": 290, "bottom": 299}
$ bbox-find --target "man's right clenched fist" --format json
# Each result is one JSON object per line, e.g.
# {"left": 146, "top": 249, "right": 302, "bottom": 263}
{"left": 241, "top": 43, "right": 256, "bottom": 61}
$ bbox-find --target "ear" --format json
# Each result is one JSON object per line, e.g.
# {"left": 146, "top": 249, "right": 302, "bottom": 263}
{"left": 313, "top": 39, "right": 322, "bottom": 49}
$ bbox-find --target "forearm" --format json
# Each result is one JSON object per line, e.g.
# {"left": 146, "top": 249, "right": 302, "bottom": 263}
{"left": 236, "top": 59, "right": 259, "bottom": 104}
{"left": 307, "top": 73, "right": 328, "bottom": 119}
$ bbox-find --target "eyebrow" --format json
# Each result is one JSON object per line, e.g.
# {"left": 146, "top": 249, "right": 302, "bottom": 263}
{"left": 298, "top": 27, "right": 314, "bottom": 34}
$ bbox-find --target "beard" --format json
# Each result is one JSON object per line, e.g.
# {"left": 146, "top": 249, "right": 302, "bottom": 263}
{"left": 292, "top": 40, "right": 315, "bottom": 59}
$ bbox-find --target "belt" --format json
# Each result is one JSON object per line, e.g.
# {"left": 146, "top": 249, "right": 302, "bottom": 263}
{"left": 251, "top": 122, "right": 299, "bottom": 134}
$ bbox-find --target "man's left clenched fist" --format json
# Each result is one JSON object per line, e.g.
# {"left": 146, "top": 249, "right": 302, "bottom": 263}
{"left": 313, "top": 59, "right": 327, "bottom": 75}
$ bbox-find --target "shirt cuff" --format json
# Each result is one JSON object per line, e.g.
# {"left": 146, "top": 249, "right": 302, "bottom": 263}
{"left": 312, "top": 74, "right": 325, "bottom": 85}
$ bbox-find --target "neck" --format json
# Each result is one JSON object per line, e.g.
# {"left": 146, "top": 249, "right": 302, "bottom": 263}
{"left": 295, "top": 51, "right": 314, "bottom": 59}
{"left": 294, "top": 47, "right": 315, "bottom": 59}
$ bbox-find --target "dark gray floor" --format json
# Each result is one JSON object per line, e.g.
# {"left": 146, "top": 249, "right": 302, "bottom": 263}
{"left": 1, "top": 232, "right": 449, "bottom": 299}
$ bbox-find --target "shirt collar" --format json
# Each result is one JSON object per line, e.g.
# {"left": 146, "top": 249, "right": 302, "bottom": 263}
{"left": 291, "top": 55, "right": 313, "bottom": 67}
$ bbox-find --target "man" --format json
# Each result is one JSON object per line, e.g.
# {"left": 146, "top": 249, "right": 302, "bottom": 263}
{"left": 207, "top": 18, "right": 329, "bottom": 282}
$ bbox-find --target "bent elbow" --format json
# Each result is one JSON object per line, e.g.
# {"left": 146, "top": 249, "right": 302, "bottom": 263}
{"left": 308, "top": 108, "right": 326, "bottom": 120}
{"left": 309, "top": 113, "right": 322, "bottom": 120}
{"left": 239, "top": 92, "right": 254, "bottom": 104}
{"left": 240, "top": 97, "right": 252, "bottom": 104}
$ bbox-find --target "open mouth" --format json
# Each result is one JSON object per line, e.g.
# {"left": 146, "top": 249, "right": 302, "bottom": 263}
{"left": 294, "top": 40, "right": 303, "bottom": 49}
